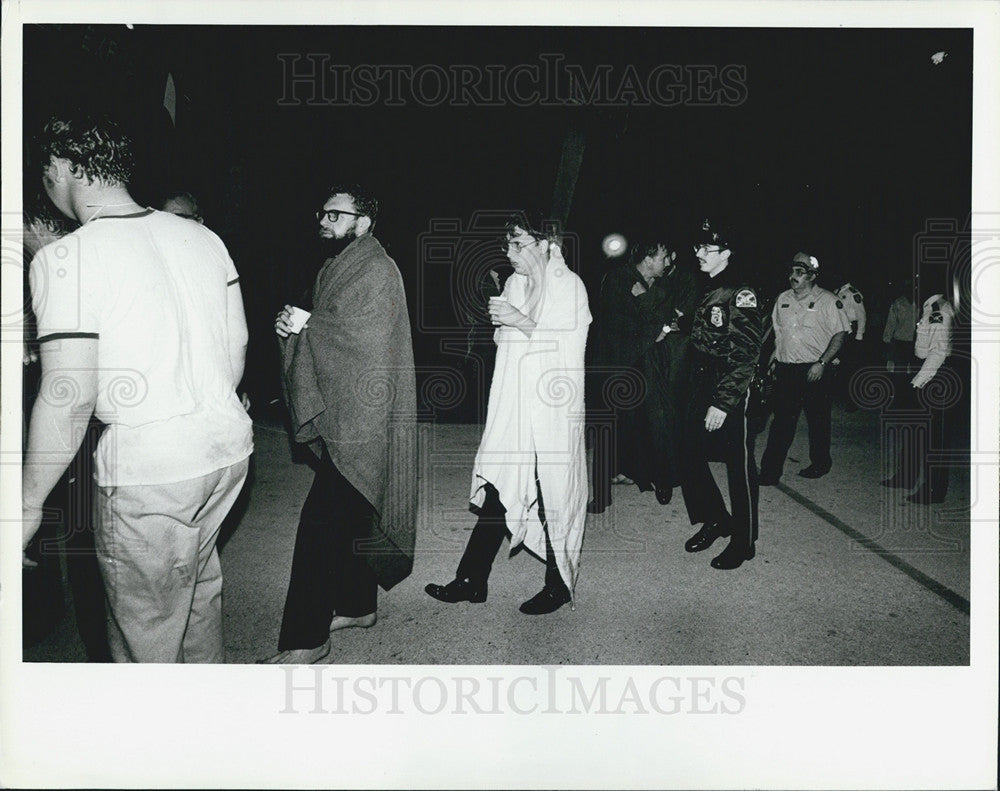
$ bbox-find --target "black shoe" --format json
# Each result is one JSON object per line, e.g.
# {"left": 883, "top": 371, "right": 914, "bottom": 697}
{"left": 710, "top": 541, "right": 756, "bottom": 570}
{"left": 519, "top": 585, "right": 571, "bottom": 615}
{"left": 881, "top": 474, "right": 913, "bottom": 489}
{"left": 907, "top": 488, "right": 946, "bottom": 505}
{"left": 655, "top": 485, "right": 673, "bottom": 505}
{"left": 798, "top": 465, "right": 830, "bottom": 479}
{"left": 684, "top": 522, "right": 729, "bottom": 553}
{"left": 587, "top": 498, "right": 610, "bottom": 514}
{"left": 424, "top": 578, "right": 487, "bottom": 604}
{"left": 758, "top": 473, "right": 780, "bottom": 486}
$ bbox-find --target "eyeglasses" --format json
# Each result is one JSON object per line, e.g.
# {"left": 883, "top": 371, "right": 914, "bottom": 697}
{"left": 316, "top": 208, "right": 364, "bottom": 223}
{"left": 503, "top": 238, "right": 537, "bottom": 253}
{"left": 694, "top": 244, "right": 722, "bottom": 253}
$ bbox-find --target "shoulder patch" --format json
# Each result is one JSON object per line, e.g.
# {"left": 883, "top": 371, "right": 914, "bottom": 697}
{"left": 835, "top": 299, "right": 844, "bottom": 310}
{"left": 735, "top": 288, "right": 757, "bottom": 308}
{"left": 853, "top": 293, "right": 863, "bottom": 303}
{"left": 929, "top": 311, "right": 944, "bottom": 324}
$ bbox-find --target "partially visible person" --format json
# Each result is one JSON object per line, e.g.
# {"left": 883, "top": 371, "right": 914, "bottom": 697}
{"left": 882, "top": 277, "right": 917, "bottom": 372}
{"left": 160, "top": 190, "right": 203, "bottom": 223}
{"left": 680, "top": 219, "right": 765, "bottom": 571}
{"left": 833, "top": 280, "right": 867, "bottom": 411}
{"left": 758, "top": 252, "right": 850, "bottom": 484}
{"left": 22, "top": 208, "right": 111, "bottom": 660}
{"left": 425, "top": 213, "right": 591, "bottom": 614}
{"left": 586, "top": 237, "right": 698, "bottom": 512}
{"left": 263, "top": 183, "right": 417, "bottom": 664}
{"left": 23, "top": 112, "right": 253, "bottom": 662}
{"left": 881, "top": 291, "right": 955, "bottom": 504}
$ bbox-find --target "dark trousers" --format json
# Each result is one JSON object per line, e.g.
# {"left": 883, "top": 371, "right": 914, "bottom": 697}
{"left": 22, "top": 418, "right": 110, "bottom": 660}
{"left": 66, "top": 420, "right": 111, "bottom": 661}
{"left": 680, "top": 388, "right": 759, "bottom": 551}
{"left": 886, "top": 360, "right": 951, "bottom": 497}
{"left": 277, "top": 450, "right": 378, "bottom": 651}
{"left": 760, "top": 362, "right": 832, "bottom": 477}
{"left": 833, "top": 336, "right": 861, "bottom": 406}
{"left": 588, "top": 339, "right": 686, "bottom": 504}
{"left": 455, "top": 484, "right": 564, "bottom": 592}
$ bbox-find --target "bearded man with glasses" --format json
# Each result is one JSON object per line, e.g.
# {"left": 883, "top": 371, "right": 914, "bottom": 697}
{"left": 263, "top": 184, "right": 417, "bottom": 664}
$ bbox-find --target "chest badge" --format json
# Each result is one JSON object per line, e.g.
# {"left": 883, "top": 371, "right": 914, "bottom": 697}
{"left": 710, "top": 306, "right": 724, "bottom": 327}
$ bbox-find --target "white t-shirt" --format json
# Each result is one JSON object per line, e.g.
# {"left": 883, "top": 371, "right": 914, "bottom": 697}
{"left": 30, "top": 209, "right": 253, "bottom": 486}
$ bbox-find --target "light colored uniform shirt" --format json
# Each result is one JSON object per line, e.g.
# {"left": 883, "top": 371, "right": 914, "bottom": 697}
{"left": 30, "top": 210, "right": 253, "bottom": 486}
{"left": 836, "top": 282, "right": 866, "bottom": 340}
{"left": 882, "top": 296, "right": 917, "bottom": 343}
{"left": 911, "top": 293, "right": 953, "bottom": 387}
{"left": 772, "top": 285, "right": 851, "bottom": 363}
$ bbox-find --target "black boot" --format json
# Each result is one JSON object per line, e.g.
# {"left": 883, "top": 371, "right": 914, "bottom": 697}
{"left": 519, "top": 584, "right": 571, "bottom": 615}
{"left": 424, "top": 578, "right": 487, "bottom": 604}
{"left": 684, "top": 521, "right": 729, "bottom": 553}
{"left": 710, "top": 540, "right": 756, "bottom": 570}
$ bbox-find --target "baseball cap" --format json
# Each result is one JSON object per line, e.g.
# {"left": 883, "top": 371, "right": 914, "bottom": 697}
{"left": 791, "top": 252, "right": 819, "bottom": 271}
{"left": 695, "top": 217, "right": 734, "bottom": 249}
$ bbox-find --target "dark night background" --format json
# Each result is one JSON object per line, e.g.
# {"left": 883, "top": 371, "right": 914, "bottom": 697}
{"left": 22, "top": 25, "right": 973, "bottom": 421}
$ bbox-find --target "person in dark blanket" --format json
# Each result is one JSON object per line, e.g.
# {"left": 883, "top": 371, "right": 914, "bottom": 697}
{"left": 263, "top": 184, "right": 417, "bottom": 664}
{"left": 586, "top": 238, "right": 699, "bottom": 512}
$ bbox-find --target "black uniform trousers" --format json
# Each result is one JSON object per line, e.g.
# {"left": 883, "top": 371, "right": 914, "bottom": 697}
{"left": 454, "top": 483, "right": 564, "bottom": 592}
{"left": 886, "top": 358, "right": 951, "bottom": 498}
{"left": 277, "top": 447, "right": 378, "bottom": 651}
{"left": 760, "top": 362, "right": 832, "bottom": 478}
{"left": 680, "top": 374, "right": 759, "bottom": 552}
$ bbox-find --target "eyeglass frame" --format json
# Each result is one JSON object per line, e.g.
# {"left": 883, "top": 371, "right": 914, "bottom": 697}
{"left": 316, "top": 208, "right": 365, "bottom": 223}
{"left": 502, "top": 237, "right": 541, "bottom": 254}
{"left": 693, "top": 243, "right": 724, "bottom": 253}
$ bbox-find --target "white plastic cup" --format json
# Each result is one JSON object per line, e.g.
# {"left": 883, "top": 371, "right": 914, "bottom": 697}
{"left": 287, "top": 306, "right": 311, "bottom": 334}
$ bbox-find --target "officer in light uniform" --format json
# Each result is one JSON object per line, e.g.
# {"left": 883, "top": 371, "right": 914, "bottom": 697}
{"left": 680, "top": 219, "right": 766, "bottom": 571}
{"left": 881, "top": 293, "right": 954, "bottom": 503}
{"left": 836, "top": 282, "right": 866, "bottom": 341}
{"left": 833, "top": 281, "right": 866, "bottom": 409}
{"left": 758, "top": 252, "right": 850, "bottom": 483}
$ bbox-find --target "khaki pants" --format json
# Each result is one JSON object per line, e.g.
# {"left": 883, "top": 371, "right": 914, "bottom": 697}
{"left": 95, "top": 458, "right": 249, "bottom": 663}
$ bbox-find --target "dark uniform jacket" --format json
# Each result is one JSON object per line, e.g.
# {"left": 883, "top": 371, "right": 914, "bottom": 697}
{"left": 689, "top": 266, "right": 766, "bottom": 415}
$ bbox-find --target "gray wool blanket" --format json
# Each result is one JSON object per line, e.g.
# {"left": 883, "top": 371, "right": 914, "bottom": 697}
{"left": 280, "top": 233, "right": 417, "bottom": 590}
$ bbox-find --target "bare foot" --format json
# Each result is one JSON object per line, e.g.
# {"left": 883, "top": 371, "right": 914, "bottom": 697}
{"left": 329, "top": 612, "right": 377, "bottom": 633}
{"left": 258, "top": 640, "right": 331, "bottom": 664}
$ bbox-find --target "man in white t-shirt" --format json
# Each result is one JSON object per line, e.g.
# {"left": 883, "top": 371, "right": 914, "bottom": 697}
{"left": 22, "top": 113, "right": 253, "bottom": 662}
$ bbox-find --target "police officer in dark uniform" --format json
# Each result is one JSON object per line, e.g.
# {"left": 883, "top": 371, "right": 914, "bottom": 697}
{"left": 680, "top": 219, "right": 766, "bottom": 570}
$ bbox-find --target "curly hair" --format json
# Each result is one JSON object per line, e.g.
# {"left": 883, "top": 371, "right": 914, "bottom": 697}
{"left": 35, "top": 112, "right": 135, "bottom": 185}
{"left": 504, "top": 210, "right": 563, "bottom": 245}
{"left": 326, "top": 183, "right": 379, "bottom": 225}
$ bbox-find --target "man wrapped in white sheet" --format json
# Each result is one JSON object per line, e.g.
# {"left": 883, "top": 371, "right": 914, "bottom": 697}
{"left": 426, "top": 213, "right": 592, "bottom": 615}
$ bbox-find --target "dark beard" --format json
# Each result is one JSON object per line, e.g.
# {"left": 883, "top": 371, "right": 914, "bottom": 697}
{"left": 323, "top": 234, "right": 354, "bottom": 259}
